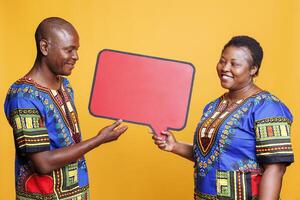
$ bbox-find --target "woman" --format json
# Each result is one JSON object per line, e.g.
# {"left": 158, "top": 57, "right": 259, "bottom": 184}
{"left": 152, "top": 36, "right": 294, "bottom": 200}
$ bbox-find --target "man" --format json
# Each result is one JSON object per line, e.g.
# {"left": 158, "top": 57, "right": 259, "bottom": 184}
{"left": 4, "top": 17, "right": 127, "bottom": 199}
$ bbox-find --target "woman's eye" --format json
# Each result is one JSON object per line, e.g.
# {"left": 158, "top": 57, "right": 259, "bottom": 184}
{"left": 219, "top": 60, "right": 225, "bottom": 64}
{"left": 232, "top": 62, "right": 239, "bottom": 67}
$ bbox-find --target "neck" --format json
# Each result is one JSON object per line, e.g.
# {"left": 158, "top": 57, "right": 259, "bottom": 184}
{"left": 27, "top": 57, "right": 61, "bottom": 90}
{"left": 226, "top": 83, "right": 261, "bottom": 102}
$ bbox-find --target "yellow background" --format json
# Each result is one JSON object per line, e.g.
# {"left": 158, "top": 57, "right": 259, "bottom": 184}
{"left": 0, "top": 0, "right": 299, "bottom": 199}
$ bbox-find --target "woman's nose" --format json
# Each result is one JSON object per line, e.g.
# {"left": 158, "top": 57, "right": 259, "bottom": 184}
{"left": 221, "top": 62, "right": 231, "bottom": 71}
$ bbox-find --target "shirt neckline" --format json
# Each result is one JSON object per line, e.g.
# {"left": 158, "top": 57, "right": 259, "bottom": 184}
{"left": 22, "top": 75, "right": 64, "bottom": 91}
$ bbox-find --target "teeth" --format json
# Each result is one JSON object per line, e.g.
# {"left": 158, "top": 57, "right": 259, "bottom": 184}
{"left": 221, "top": 75, "right": 233, "bottom": 80}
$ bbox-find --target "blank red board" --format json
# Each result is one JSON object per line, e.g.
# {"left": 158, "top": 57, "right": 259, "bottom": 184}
{"left": 89, "top": 49, "right": 195, "bottom": 136}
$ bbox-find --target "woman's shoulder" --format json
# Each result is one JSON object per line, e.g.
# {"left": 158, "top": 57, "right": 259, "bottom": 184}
{"left": 252, "top": 91, "right": 293, "bottom": 122}
{"left": 252, "top": 91, "right": 289, "bottom": 109}
{"left": 253, "top": 91, "right": 281, "bottom": 102}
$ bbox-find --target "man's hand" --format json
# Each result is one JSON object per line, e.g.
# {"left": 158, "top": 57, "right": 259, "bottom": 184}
{"left": 97, "top": 119, "right": 128, "bottom": 144}
{"left": 28, "top": 119, "right": 128, "bottom": 174}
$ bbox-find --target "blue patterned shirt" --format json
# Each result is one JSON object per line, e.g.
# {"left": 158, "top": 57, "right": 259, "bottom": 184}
{"left": 5, "top": 76, "right": 89, "bottom": 200}
{"left": 193, "top": 91, "right": 294, "bottom": 200}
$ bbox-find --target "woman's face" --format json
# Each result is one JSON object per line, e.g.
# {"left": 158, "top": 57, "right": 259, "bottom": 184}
{"left": 216, "top": 46, "right": 257, "bottom": 91}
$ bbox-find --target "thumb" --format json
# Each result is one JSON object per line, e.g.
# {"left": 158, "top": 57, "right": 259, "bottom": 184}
{"left": 161, "top": 130, "right": 171, "bottom": 137}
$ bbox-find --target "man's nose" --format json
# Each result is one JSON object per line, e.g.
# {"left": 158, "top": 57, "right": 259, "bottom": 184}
{"left": 72, "top": 50, "right": 79, "bottom": 61}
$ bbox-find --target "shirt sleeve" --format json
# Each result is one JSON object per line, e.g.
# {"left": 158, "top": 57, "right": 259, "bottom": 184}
{"left": 6, "top": 96, "right": 50, "bottom": 155}
{"left": 254, "top": 98, "right": 294, "bottom": 164}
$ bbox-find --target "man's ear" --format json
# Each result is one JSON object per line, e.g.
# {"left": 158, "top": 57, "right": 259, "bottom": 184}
{"left": 250, "top": 65, "right": 258, "bottom": 76}
{"left": 39, "top": 39, "right": 49, "bottom": 56}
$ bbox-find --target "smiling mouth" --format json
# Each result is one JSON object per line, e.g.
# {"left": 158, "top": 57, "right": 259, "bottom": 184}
{"left": 221, "top": 74, "right": 233, "bottom": 80}
{"left": 65, "top": 63, "right": 75, "bottom": 68}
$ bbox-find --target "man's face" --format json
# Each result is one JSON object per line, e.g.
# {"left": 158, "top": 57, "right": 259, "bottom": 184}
{"left": 45, "top": 28, "right": 80, "bottom": 76}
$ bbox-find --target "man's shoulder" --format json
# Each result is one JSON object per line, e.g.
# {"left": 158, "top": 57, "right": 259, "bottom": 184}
{"left": 5, "top": 76, "right": 46, "bottom": 108}
{"left": 61, "top": 76, "right": 74, "bottom": 93}
{"left": 7, "top": 77, "right": 37, "bottom": 94}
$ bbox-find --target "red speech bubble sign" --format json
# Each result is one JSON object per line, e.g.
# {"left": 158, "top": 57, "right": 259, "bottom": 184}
{"left": 89, "top": 49, "right": 195, "bottom": 136}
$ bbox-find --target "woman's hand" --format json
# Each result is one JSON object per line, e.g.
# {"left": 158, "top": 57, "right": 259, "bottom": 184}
{"left": 151, "top": 130, "right": 194, "bottom": 162}
{"left": 152, "top": 131, "right": 177, "bottom": 152}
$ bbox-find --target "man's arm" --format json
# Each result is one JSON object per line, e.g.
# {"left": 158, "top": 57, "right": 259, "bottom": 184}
{"left": 28, "top": 120, "right": 127, "bottom": 174}
{"left": 258, "top": 163, "right": 287, "bottom": 200}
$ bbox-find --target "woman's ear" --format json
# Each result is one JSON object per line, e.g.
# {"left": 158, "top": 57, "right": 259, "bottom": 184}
{"left": 250, "top": 65, "right": 258, "bottom": 76}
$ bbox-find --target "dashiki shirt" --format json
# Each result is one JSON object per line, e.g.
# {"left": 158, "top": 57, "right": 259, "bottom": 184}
{"left": 193, "top": 91, "right": 294, "bottom": 200}
{"left": 4, "top": 76, "right": 89, "bottom": 200}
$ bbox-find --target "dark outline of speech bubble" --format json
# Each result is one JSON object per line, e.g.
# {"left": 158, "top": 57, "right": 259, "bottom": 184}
{"left": 88, "top": 49, "right": 195, "bottom": 134}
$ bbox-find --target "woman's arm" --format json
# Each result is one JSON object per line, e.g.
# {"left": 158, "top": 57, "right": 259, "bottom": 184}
{"left": 259, "top": 163, "right": 287, "bottom": 200}
{"left": 152, "top": 131, "right": 194, "bottom": 162}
